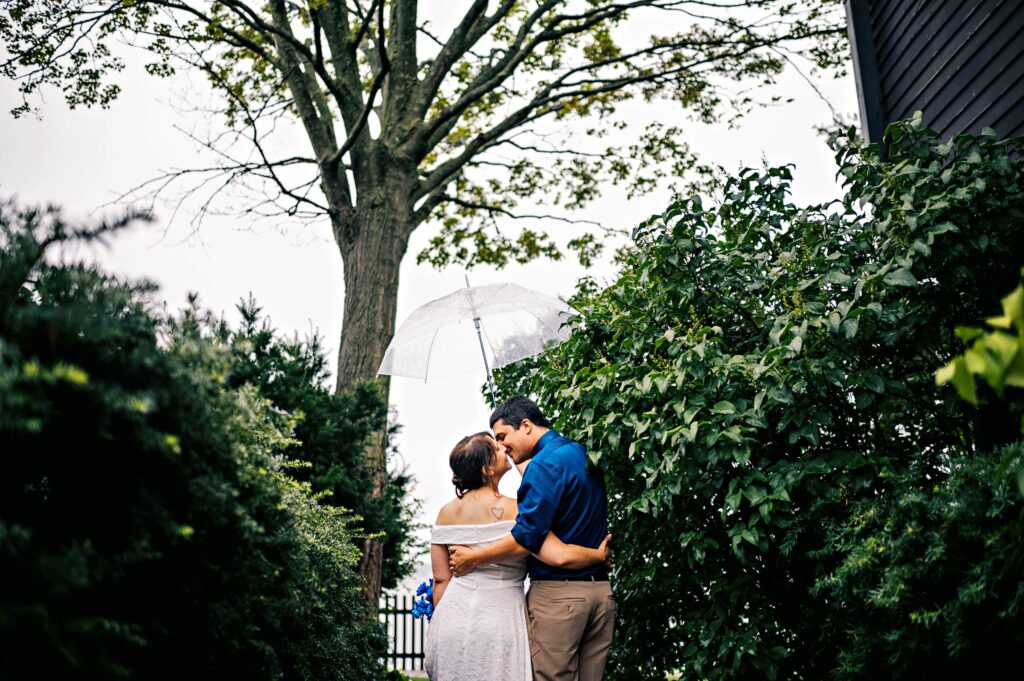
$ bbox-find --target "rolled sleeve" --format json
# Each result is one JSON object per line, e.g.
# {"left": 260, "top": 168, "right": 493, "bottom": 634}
{"left": 511, "top": 459, "right": 563, "bottom": 554}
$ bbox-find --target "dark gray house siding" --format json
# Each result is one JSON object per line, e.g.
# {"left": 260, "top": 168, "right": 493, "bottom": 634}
{"left": 846, "top": 0, "right": 1024, "bottom": 143}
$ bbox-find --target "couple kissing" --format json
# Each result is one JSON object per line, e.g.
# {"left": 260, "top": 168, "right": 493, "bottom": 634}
{"left": 424, "top": 396, "right": 614, "bottom": 681}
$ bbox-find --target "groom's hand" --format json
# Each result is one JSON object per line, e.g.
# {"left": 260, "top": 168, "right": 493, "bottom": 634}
{"left": 599, "top": 533, "right": 613, "bottom": 570}
{"left": 448, "top": 545, "right": 478, "bottom": 577}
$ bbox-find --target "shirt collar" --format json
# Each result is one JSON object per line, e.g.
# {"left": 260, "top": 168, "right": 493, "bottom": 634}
{"left": 532, "top": 429, "right": 559, "bottom": 457}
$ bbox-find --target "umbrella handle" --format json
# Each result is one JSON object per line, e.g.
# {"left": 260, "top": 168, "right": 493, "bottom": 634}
{"left": 474, "top": 315, "right": 498, "bottom": 404}
{"left": 466, "top": 273, "right": 498, "bottom": 404}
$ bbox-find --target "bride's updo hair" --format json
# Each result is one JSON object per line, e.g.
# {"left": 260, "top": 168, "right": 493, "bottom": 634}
{"left": 449, "top": 432, "right": 495, "bottom": 499}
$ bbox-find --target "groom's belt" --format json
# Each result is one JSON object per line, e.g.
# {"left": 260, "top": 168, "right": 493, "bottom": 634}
{"left": 531, "top": 572, "right": 609, "bottom": 582}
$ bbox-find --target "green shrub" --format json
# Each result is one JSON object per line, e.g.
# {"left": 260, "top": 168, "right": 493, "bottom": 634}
{"left": 814, "top": 442, "right": 1024, "bottom": 678}
{"left": 0, "top": 201, "right": 386, "bottom": 680}
{"left": 221, "top": 297, "right": 421, "bottom": 590}
{"left": 495, "top": 118, "right": 1024, "bottom": 678}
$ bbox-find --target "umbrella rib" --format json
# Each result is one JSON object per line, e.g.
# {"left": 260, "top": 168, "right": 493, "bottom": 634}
{"left": 422, "top": 326, "right": 442, "bottom": 383}
{"left": 526, "top": 308, "right": 569, "bottom": 340}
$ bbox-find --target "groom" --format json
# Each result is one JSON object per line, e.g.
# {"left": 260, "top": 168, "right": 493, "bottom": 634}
{"left": 448, "top": 396, "right": 614, "bottom": 681}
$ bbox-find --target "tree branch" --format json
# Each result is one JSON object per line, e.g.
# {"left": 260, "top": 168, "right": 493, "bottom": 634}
{"left": 414, "top": 0, "right": 497, "bottom": 117}
{"left": 326, "top": 0, "right": 390, "bottom": 168}
{"left": 438, "top": 195, "right": 606, "bottom": 228}
{"left": 414, "top": 17, "right": 841, "bottom": 203}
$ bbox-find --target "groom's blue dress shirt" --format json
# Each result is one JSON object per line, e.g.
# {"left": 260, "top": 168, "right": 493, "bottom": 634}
{"left": 511, "top": 430, "right": 609, "bottom": 580}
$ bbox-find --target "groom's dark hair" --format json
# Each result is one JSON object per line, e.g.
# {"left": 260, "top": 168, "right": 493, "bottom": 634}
{"left": 489, "top": 395, "right": 550, "bottom": 430}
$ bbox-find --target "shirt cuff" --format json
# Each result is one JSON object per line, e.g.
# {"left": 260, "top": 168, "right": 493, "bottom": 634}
{"left": 511, "top": 523, "right": 545, "bottom": 554}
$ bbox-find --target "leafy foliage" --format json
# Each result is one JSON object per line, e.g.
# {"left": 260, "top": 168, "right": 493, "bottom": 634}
{"left": 937, "top": 275, "right": 1024, "bottom": 410}
{"left": 210, "top": 296, "right": 422, "bottom": 590}
{"left": 1, "top": 0, "right": 852, "bottom": 598}
{"left": 495, "top": 118, "right": 1024, "bottom": 678}
{"left": 0, "top": 0, "right": 848, "bottom": 265}
{"left": 0, "top": 201, "right": 388, "bottom": 680}
{"left": 812, "top": 442, "right": 1024, "bottom": 678}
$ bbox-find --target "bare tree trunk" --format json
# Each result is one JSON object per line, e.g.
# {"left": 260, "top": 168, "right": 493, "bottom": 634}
{"left": 335, "top": 223, "right": 407, "bottom": 393}
{"left": 356, "top": 429, "right": 388, "bottom": 609}
{"left": 334, "top": 176, "right": 413, "bottom": 609}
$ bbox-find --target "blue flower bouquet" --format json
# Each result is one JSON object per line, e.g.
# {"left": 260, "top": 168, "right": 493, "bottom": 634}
{"left": 411, "top": 578, "right": 434, "bottom": 621}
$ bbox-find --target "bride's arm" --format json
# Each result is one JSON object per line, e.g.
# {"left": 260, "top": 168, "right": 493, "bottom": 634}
{"left": 535, "top": 532, "right": 612, "bottom": 569}
{"left": 430, "top": 543, "right": 452, "bottom": 606}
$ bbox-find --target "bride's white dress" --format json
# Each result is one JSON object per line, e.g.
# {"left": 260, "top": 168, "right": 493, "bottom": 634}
{"left": 424, "top": 520, "right": 531, "bottom": 681}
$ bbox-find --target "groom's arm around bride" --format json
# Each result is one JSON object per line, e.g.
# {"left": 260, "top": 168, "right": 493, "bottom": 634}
{"left": 449, "top": 396, "right": 615, "bottom": 681}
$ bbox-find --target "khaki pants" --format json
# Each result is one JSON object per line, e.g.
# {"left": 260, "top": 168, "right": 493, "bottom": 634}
{"left": 525, "top": 580, "right": 615, "bottom": 681}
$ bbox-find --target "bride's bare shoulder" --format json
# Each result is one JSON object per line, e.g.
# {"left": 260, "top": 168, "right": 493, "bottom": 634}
{"left": 435, "top": 499, "right": 462, "bottom": 525}
{"left": 499, "top": 495, "right": 518, "bottom": 518}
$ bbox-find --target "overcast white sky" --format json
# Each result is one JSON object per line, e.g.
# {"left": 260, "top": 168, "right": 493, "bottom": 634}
{"left": 0, "top": 4, "right": 857, "bottom": 582}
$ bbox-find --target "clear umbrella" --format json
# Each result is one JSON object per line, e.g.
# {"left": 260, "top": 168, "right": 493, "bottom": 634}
{"left": 377, "top": 280, "right": 576, "bottom": 401}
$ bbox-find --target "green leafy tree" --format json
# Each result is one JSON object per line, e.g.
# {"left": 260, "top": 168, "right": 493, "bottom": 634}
{"left": 494, "top": 119, "right": 1024, "bottom": 678}
{"left": 0, "top": 0, "right": 849, "bottom": 600}
{"left": 0, "top": 201, "right": 386, "bottom": 680}
{"left": 219, "top": 296, "right": 422, "bottom": 589}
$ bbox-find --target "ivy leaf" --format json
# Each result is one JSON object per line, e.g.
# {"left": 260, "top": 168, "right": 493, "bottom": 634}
{"left": 711, "top": 400, "right": 736, "bottom": 415}
{"left": 826, "top": 270, "right": 853, "bottom": 286}
{"left": 956, "top": 326, "right": 984, "bottom": 344}
{"left": 937, "top": 357, "right": 977, "bottom": 404}
{"left": 883, "top": 268, "right": 917, "bottom": 287}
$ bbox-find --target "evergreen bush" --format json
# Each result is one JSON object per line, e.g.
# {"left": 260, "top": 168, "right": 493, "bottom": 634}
{"left": 220, "top": 297, "right": 421, "bottom": 591}
{"left": 0, "top": 202, "right": 387, "bottom": 680}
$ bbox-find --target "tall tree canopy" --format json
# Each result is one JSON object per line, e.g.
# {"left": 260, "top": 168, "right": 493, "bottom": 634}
{"left": 1, "top": 0, "right": 848, "bottom": 600}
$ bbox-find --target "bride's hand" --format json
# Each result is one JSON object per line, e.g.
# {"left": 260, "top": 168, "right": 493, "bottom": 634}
{"left": 598, "top": 533, "right": 613, "bottom": 570}
{"left": 448, "top": 544, "right": 478, "bottom": 578}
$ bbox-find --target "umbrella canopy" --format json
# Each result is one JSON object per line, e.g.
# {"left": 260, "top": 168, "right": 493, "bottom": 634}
{"left": 377, "top": 283, "right": 576, "bottom": 386}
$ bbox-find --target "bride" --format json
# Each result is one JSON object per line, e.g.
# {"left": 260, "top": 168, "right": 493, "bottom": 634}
{"left": 424, "top": 432, "right": 610, "bottom": 681}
